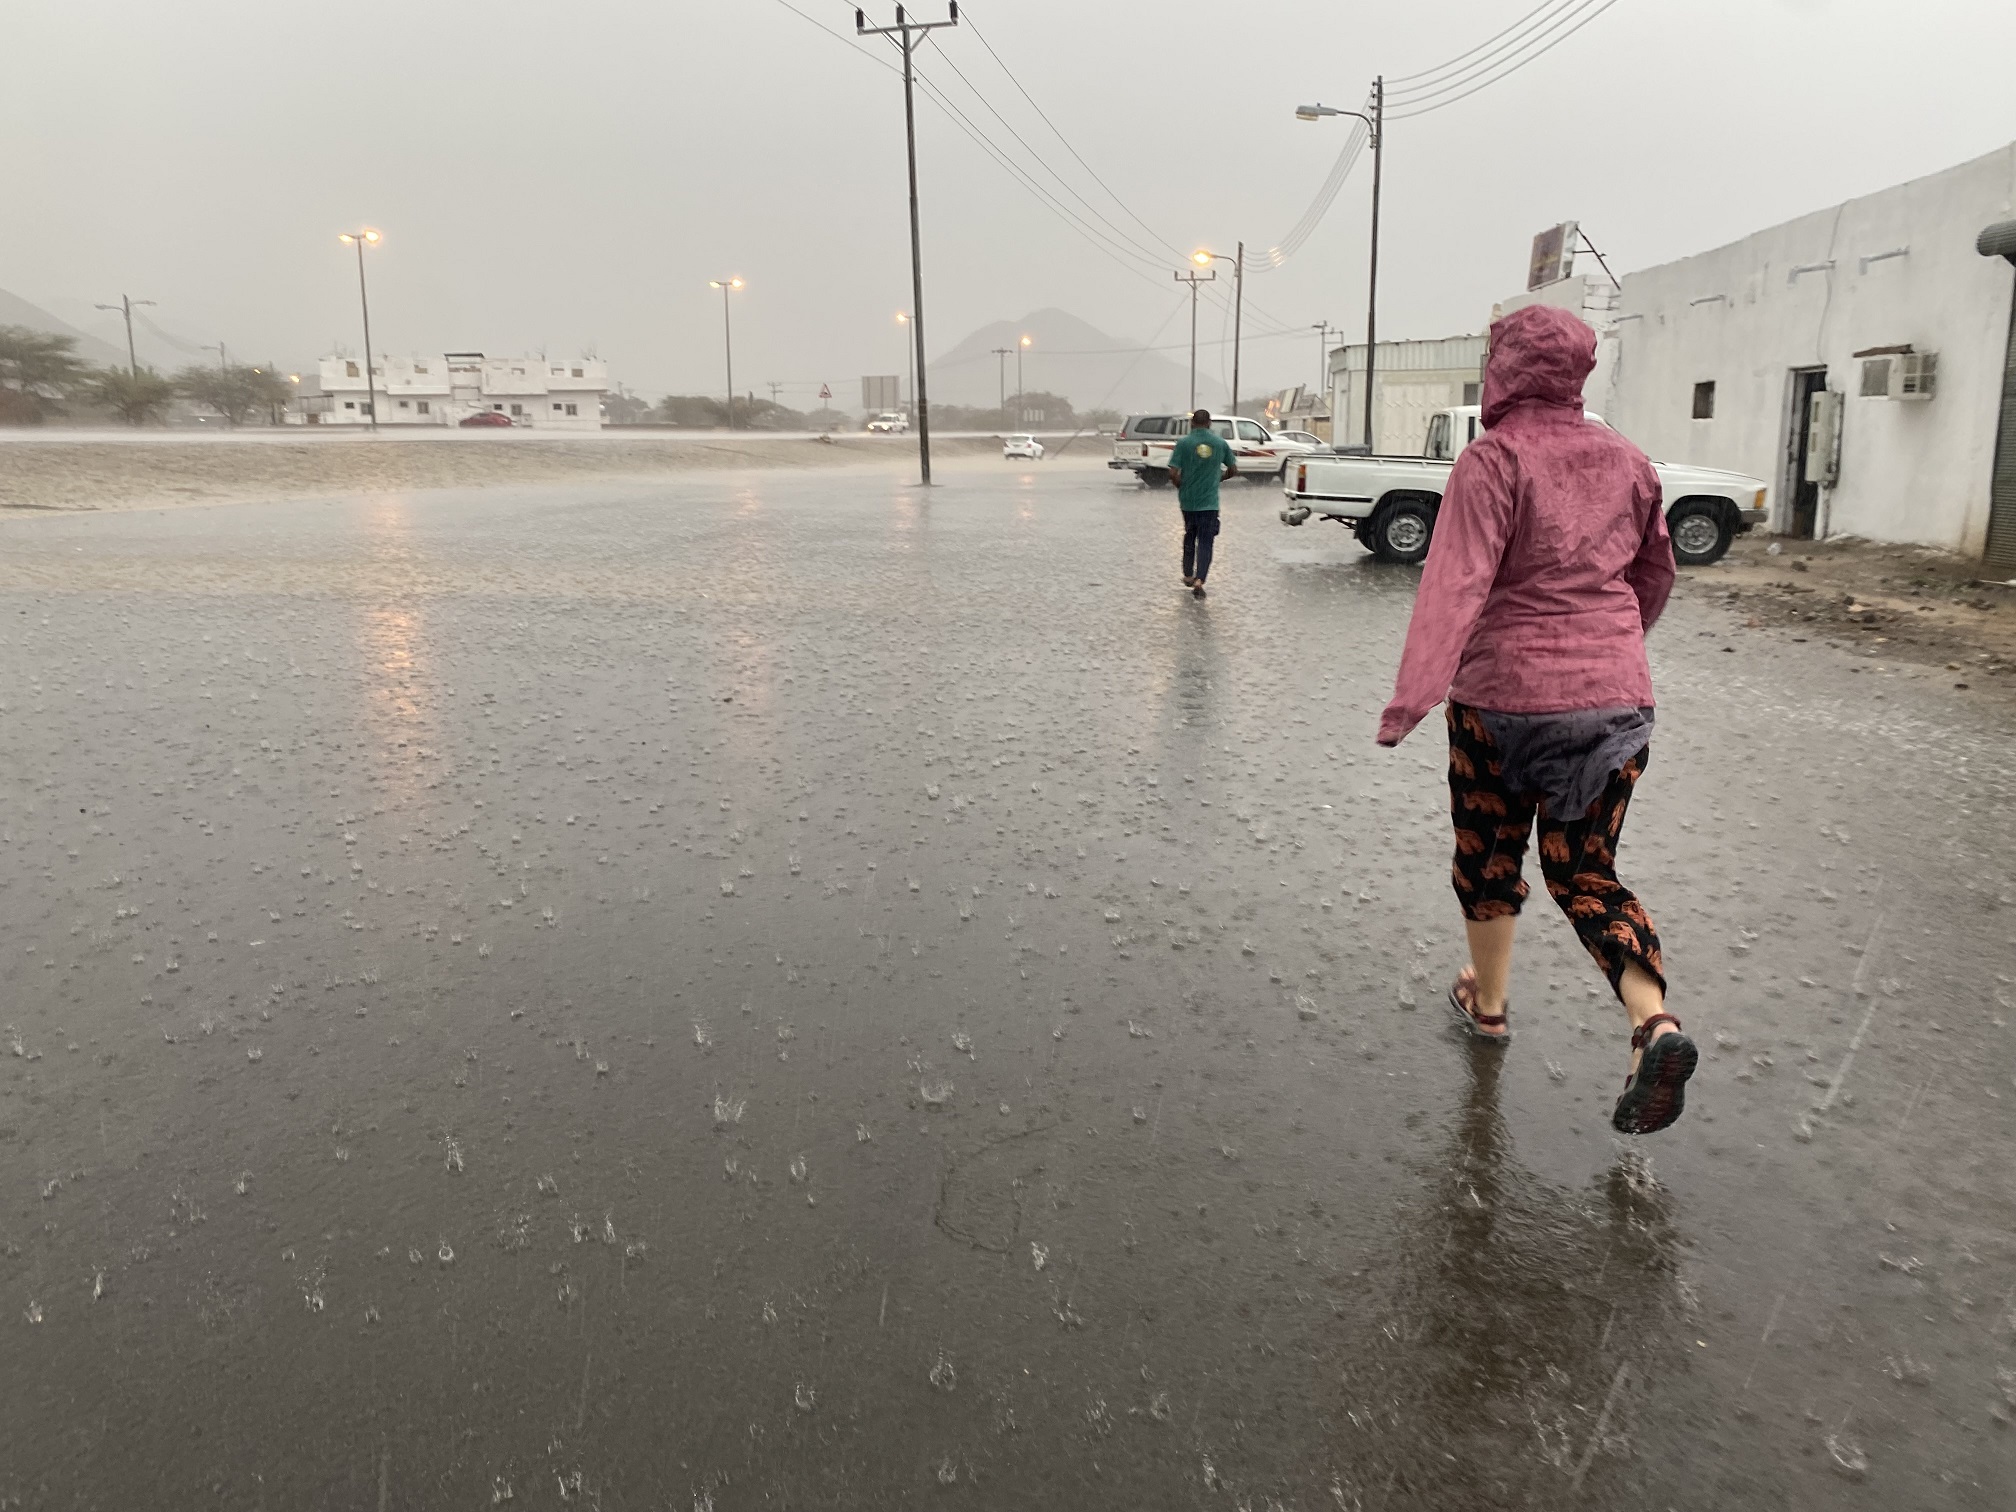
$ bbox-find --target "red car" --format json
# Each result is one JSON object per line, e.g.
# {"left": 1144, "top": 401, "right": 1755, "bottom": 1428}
{"left": 459, "top": 410, "right": 514, "bottom": 428}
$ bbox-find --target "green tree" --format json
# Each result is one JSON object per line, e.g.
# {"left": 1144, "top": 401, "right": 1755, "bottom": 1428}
{"left": 86, "top": 366, "right": 176, "bottom": 426}
{"left": 177, "top": 362, "right": 293, "bottom": 426}
{"left": 0, "top": 325, "right": 90, "bottom": 423}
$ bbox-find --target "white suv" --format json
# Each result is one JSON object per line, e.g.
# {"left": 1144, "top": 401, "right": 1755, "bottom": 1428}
{"left": 867, "top": 412, "right": 909, "bottom": 434}
{"left": 1003, "top": 434, "right": 1044, "bottom": 460}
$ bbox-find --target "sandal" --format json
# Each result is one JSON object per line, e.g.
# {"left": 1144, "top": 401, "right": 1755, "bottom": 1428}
{"left": 1447, "top": 966, "right": 1510, "bottom": 1044}
{"left": 1611, "top": 1012, "right": 1698, "bottom": 1135}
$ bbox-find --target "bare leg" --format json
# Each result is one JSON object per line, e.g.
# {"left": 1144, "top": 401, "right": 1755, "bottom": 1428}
{"left": 1462, "top": 914, "right": 1516, "bottom": 1036}
{"left": 1618, "top": 959, "right": 1673, "bottom": 1072}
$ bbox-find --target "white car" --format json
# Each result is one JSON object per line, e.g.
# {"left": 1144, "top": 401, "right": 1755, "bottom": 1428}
{"left": 867, "top": 411, "right": 909, "bottom": 434}
{"left": 1280, "top": 406, "right": 1769, "bottom": 566}
{"left": 1003, "top": 434, "right": 1044, "bottom": 460}
{"left": 1275, "top": 430, "right": 1326, "bottom": 448}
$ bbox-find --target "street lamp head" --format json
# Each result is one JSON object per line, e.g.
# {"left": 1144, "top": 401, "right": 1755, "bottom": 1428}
{"left": 895, "top": 311, "right": 909, "bottom": 323}
{"left": 1019, "top": 335, "right": 1031, "bottom": 348}
{"left": 1192, "top": 250, "right": 1215, "bottom": 267}
{"left": 710, "top": 278, "right": 744, "bottom": 291}
{"left": 1295, "top": 104, "right": 1323, "bottom": 121}
{"left": 340, "top": 229, "right": 382, "bottom": 246}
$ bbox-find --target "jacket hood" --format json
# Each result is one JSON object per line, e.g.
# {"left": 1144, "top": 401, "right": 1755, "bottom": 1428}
{"left": 1481, "top": 304, "right": 1596, "bottom": 428}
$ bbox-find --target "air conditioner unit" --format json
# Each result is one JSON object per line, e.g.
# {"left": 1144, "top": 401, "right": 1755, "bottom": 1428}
{"left": 1858, "top": 350, "right": 1937, "bottom": 400}
{"left": 1896, "top": 350, "right": 1937, "bottom": 400}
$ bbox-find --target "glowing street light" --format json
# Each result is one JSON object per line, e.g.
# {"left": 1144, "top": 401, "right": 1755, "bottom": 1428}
{"left": 709, "top": 278, "right": 745, "bottom": 429}
{"left": 337, "top": 229, "right": 383, "bottom": 431}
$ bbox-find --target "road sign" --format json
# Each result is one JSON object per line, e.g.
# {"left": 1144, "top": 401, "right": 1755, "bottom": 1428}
{"left": 818, "top": 384, "right": 831, "bottom": 401}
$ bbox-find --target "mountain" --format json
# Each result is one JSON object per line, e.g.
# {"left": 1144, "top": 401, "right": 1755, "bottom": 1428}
{"left": 926, "top": 307, "right": 1228, "bottom": 416}
{"left": 0, "top": 289, "right": 129, "bottom": 368}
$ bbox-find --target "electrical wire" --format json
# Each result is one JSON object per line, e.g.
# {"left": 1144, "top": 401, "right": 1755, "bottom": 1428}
{"left": 1385, "top": 0, "right": 1587, "bottom": 91}
{"left": 1388, "top": 0, "right": 1619, "bottom": 117}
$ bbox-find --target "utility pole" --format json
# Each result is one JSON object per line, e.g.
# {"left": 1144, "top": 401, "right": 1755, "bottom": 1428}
{"left": 338, "top": 229, "right": 382, "bottom": 432}
{"left": 1295, "top": 77, "right": 1382, "bottom": 447}
{"left": 1311, "top": 322, "right": 1330, "bottom": 393}
{"left": 1172, "top": 266, "right": 1217, "bottom": 411}
{"left": 708, "top": 278, "right": 743, "bottom": 429}
{"left": 94, "top": 294, "right": 155, "bottom": 377}
{"left": 1365, "top": 75, "right": 1383, "bottom": 451}
{"left": 857, "top": 3, "right": 960, "bottom": 485}
{"left": 1016, "top": 334, "right": 1030, "bottom": 417}
{"left": 766, "top": 381, "right": 784, "bottom": 406}
{"left": 1230, "top": 240, "right": 1244, "bottom": 420}
{"left": 991, "top": 346, "right": 1011, "bottom": 419}
{"left": 896, "top": 311, "right": 915, "bottom": 415}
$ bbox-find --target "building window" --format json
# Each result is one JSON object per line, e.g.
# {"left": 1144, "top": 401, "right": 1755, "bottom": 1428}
{"left": 1692, "top": 381, "right": 1716, "bottom": 419}
{"left": 551, "top": 368, "right": 564, "bottom": 376}
{"left": 344, "top": 401, "right": 356, "bottom": 410}
{"left": 493, "top": 404, "right": 504, "bottom": 411}
{"left": 414, "top": 364, "right": 429, "bottom": 375}
{"left": 510, "top": 403, "right": 524, "bottom": 416}
{"left": 417, "top": 401, "right": 430, "bottom": 415}
{"left": 398, "top": 400, "right": 410, "bottom": 410}
{"left": 571, "top": 368, "right": 584, "bottom": 378}
{"left": 552, "top": 403, "right": 564, "bottom": 412}
{"left": 345, "top": 361, "right": 360, "bottom": 377}
{"left": 565, "top": 403, "right": 578, "bottom": 416}
{"left": 1461, "top": 382, "right": 1481, "bottom": 406}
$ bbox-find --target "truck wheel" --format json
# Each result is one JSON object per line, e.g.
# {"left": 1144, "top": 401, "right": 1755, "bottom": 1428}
{"left": 1139, "top": 468, "right": 1169, "bottom": 489}
{"left": 1667, "top": 499, "right": 1733, "bottom": 566}
{"left": 1369, "top": 498, "right": 1435, "bottom": 565}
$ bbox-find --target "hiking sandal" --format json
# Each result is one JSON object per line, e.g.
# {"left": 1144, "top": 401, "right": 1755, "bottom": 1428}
{"left": 1611, "top": 1012, "right": 1698, "bottom": 1135}
{"left": 1447, "top": 966, "right": 1510, "bottom": 1044}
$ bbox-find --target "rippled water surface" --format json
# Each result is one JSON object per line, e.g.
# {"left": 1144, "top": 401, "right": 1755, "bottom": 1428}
{"left": 2, "top": 463, "right": 2011, "bottom": 1508}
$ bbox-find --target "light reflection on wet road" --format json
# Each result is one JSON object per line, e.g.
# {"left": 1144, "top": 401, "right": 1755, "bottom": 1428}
{"left": 1, "top": 463, "right": 2011, "bottom": 1508}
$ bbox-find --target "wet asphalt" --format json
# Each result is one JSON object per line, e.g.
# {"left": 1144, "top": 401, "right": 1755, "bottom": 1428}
{"left": 1, "top": 457, "right": 2012, "bottom": 1510}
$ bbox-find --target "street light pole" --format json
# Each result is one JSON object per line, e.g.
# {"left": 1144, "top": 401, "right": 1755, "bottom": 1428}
{"left": 1016, "top": 334, "right": 1030, "bottom": 418}
{"left": 896, "top": 311, "right": 915, "bottom": 415}
{"left": 1296, "top": 78, "right": 1383, "bottom": 448}
{"left": 991, "top": 345, "right": 1011, "bottom": 420}
{"left": 858, "top": 4, "right": 960, "bottom": 485}
{"left": 1172, "top": 267, "right": 1217, "bottom": 411}
{"left": 94, "top": 295, "right": 156, "bottom": 377}
{"left": 709, "top": 279, "right": 744, "bottom": 428}
{"left": 1191, "top": 246, "right": 1245, "bottom": 417}
{"left": 337, "top": 229, "right": 382, "bottom": 432}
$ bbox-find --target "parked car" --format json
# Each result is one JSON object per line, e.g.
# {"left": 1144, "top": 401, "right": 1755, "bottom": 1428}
{"left": 1108, "top": 413, "right": 1320, "bottom": 484}
{"left": 1279, "top": 405, "right": 1769, "bottom": 566}
{"left": 459, "top": 410, "right": 514, "bottom": 428}
{"left": 1003, "top": 434, "right": 1045, "bottom": 460}
{"left": 1275, "top": 429, "right": 1326, "bottom": 448}
{"left": 867, "top": 411, "right": 909, "bottom": 434}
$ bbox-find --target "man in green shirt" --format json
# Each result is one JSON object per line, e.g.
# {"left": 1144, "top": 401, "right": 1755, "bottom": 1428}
{"left": 1167, "top": 409, "right": 1237, "bottom": 598}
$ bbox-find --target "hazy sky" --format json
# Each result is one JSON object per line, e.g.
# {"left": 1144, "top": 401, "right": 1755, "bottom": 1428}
{"left": 4, "top": 0, "right": 2013, "bottom": 408}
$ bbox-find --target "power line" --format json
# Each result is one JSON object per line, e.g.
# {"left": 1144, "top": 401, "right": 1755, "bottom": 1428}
{"left": 1386, "top": 0, "right": 1585, "bottom": 89}
{"left": 1388, "top": 0, "right": 1620, "bottom": 117}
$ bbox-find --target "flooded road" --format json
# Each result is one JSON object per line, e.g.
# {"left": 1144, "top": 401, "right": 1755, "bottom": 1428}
{"left": 2, "top": 461, "right": 2012, "bottom": 1508}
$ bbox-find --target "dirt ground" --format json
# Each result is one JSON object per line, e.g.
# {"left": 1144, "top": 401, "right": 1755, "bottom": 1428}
{"left": 1672, "top": 531, "right": 2016, "bottom": 689}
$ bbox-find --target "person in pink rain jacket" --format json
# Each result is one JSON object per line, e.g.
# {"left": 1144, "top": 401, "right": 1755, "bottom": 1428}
{"left": 1376, "top": 303, "right": 1698, "bottom": 1135}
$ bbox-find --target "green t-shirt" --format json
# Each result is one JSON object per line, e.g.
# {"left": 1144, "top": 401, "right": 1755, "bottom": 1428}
{"left": 1170, "top": 427, "right": 1233, "bottom": 511}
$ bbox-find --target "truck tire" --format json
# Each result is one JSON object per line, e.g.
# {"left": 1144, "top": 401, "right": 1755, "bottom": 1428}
{"left": 1667, "top": 498, "right": 1733, "bottom": 566}
{"left": 1139, "top": 467, "right": 1169, "bottom": 489}
{"left": 1368, "top": 497, "right": 1435, "bottom": 565}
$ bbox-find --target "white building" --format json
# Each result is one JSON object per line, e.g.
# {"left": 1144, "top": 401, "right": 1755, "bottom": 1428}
{"left": 298, "top": 352, "right": 608, "bottom": 429}
{"left": 1505, "top": 145, "right": 2016, "bottom": 563}
{"left": 1328, "top": 334, "right": 1487, "bottom": 453}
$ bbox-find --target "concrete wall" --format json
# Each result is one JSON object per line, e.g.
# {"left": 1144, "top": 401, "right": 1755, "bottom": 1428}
{"left": 1330, "top": 334, "right": 1487, "bottom": 454}
{"left": 1597, "top": 145, "right": 2016, "bottom": 554}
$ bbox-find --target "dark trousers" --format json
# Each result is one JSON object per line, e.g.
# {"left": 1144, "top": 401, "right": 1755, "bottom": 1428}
{"left": 1445, "top": 702, "right": 1665, "bottom": 1000}
{"left": 1181, "top": 509, "right": 1220, "bottom": 583}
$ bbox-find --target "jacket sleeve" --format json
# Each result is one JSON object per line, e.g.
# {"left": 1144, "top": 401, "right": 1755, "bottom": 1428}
{"left": 1624, "top": 458, "right": 1675, "bottom": 633}
{"left": 1376, "top": 444, "right": 1516, "bottom": 746}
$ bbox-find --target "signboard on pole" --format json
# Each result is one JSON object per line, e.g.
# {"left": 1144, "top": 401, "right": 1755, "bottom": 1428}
{"left": 818, "top": 383, "right": 832, "bottom": 401}
{"left": 1527, "top": 221, "right": 1579, "bottom": 290}
{"left": 861, "top": 375, "right": 899, "bottom": 412}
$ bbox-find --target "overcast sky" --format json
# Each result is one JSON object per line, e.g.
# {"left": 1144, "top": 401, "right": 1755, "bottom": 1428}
{"left": 4, "top": 0, "right": 2013, "bottom": 407}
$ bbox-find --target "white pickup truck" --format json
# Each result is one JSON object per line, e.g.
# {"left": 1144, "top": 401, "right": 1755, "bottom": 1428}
{"left": 1279, "top": 406, "right": 1769, "bottom": 566}
{"left": 1109, "top": 413, "right": 1321, "bottom": 485}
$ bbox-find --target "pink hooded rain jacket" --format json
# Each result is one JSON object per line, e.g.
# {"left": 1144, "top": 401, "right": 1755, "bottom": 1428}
{"left": 1376, "top": 305, "right": 1675, "bottom": 747}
